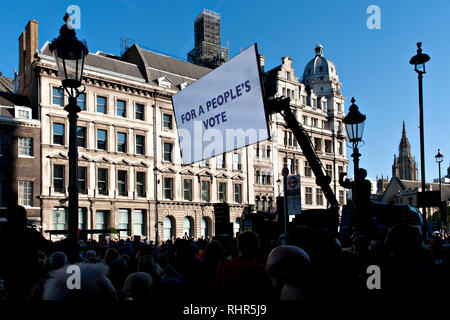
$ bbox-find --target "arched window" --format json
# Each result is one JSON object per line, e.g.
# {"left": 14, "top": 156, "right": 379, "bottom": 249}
{"left": 262, "top": 196, "right": 267, "bottom": 211}
{"left": 201, "top": 217, "right": 211, "bottom": 239}
{"left": 255, "top": 196, "right": 260, "bottom": 211}
{"left": 268, "top": 197, "right": 274, "bottom": 212}
{"left": 183, "top": 217, "right": 194, "bottom": 239}
{"left": 163, "top": 216, "right": 174, "bottom": 241}
{"left": 234, "top": 218, "right": 241, "bottom": 236}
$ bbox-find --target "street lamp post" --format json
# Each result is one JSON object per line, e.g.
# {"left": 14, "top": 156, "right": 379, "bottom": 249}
{"left": 435, "top": 149, "right": 444, "bottom": 230}
{"left": 343, "top": 97, "right": 366, "bottom": 231}
{"left": 49, "top": 14, "right": 88, "bottom": 240}
{"left": 410, "top": 42, "right": 430, "bottom": 240}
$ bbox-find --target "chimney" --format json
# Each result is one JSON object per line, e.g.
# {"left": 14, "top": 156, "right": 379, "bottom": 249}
{"left": 18, "top": 19, "right": 39, "bottom": 93}
{"left": 258, "top": 54, "right": 265, "bottom": 73}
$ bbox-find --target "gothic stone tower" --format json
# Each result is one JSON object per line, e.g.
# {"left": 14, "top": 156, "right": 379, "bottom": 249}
{"left": 392, "top": 121, "right": 418, "bottom": 180}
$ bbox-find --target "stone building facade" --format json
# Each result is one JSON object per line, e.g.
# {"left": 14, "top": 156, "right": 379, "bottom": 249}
{"left": 263, "top": 44, "right": 349, "bottom": 212}
{"left": 15, "top": 16, "right": 349, "bottom": 240}
{"left": 0, "top": 88, "right": 41, "bottom": 224}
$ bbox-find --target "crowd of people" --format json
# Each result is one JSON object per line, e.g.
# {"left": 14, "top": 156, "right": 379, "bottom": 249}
{"left": 0, "top": 205, "right": 449, "bottom": 306}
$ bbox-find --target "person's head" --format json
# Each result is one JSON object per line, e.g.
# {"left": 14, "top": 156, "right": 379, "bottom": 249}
{"left": 48, "top": 251, "right": 68, "bottom": 271}
{"left": 266, "top": 245, "right": 310, "bottom": 289}
{"left": 6, "top": 205, "right": 27, "bottom": 230}
{"left": 43, "top": 263, "right": 117, "bottom": 300}
{"left": 86, "top": 250, "right": 97, "bottom": 259}
{"left": 237, "top": 231, "right": 259, "bottom": 258}
{"left": 138, "top": 256, "right": 160, "bottom": 281}
{"left": 385, "top": 223, "right": 421, "bottom": 258}
{"left": 305, "top": 229, "right": 342, "bottom": 269}
{"left": 287, "top": 225, "right": 313, "bottom": 250}
{"left": 204, "top": 240, "right": 224, "bottom": 264}
{"left": 104, "top": 248, "right": 120, "bottom": 266}
{"left": 356, "top": 168, "right": 367, "bottom": 180}
{"left": 352, "top": 234, "right": 369, "bottom": 258}
{"left": 123, "top": 272, "right": 153, "bottom": 301}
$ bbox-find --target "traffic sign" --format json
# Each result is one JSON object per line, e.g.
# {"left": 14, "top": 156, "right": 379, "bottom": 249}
{"left": 286, "top": 174, "right": 301, "bottom": 215}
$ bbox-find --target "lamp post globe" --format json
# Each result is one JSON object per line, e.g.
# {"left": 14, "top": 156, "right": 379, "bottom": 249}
{"left": 409, "top": 42, "right": 430, "bottom": 74}
{"left": 49, "top": 13, "right": 88, "bottom": 241}
{"left": 343, "top": 97, "right": 366, "bottom": 148}
{"left": 49, "top": 13, "right": 88, "bottom": 90}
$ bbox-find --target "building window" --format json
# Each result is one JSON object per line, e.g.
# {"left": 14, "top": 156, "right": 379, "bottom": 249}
{"left": 117, "top": 170, "right": 127, "bottom": 196}
{"left": 97, "top": 129, "right": 107, "bottom": 150}
{"left": 16, "top": 107, "right": 31, "bottom": 119}
{"left": 183, "top": 179, "right": 192, "bottom": 201}
{"left": 117, "top": 132, "right": 127, "bottom": 153}
{"left": 116, "top": 100, "right": 126, "bottom": 117}
{"left": 135, "top": 103, "right": 144, "bottom": 120}
{"left": 201, "top": 217, "right": 210, "bottom": 239}
{"left": 53, "top": 165, "right": 65, "bottom": 193}
{"left": 201, "top": 158, "right": 209, "bottom": 166}
{"left": 326, "top": 164, "right": 333, "bottom": 179}
{"left": 77, "top": 93, "right": 86, "bottom": 110}
{"left": 52, "top": 87, "right": 64, "bottom": 106}
{"left": 314, "top": 138, "right": 322, "bottom": 152}
{"left": 97, "top": 96, "right": 107, "bottom": 114}
{"left": 77, "top": 126, "right": 86, "bottom": 148}
{"left": 136, "top": 135, "right": 145, "bottom": 155}
{"left": 233, "top": 153, "right": 241, "bottom": 170}
{"left": 316, "top": 188, "right": 323, "bottom": 206}
{"left": 201, "top": 181, "right": 210, "bottom": 202}
{"left": 18, "top": 137, "right": 33, "bottom": 157}
{"left": 305, "top": 187, "right": 313, "bottom": 205}
{"left": 78, "top": 208, "right": 87, "bottom": 230}
{"left": 325, "top": 140, "right": 332, "bottom": 153}
{"left": 338, "top": 166, "right": 344, "bottom": 178}
{"left": 234, "top": 218, "right": 241, "bottom": 235}
{"left": 136, "top": 172, "right": 146, "bottom": 197}
{"left": 163, "top": 143, "right": 173, "bottom": 162}
{"left": 287, "top": 158, "right": 294, "bottom": 175}
{"left": 339, "top": 190, "right": 345, "bottom": 204}
{"left": 338, "top": 142, "right": 343, "bottom": 155}
{"left": 164, "top": 177, "right": 173, "bottom": 200}
{"left": 183, "top": 217, "right": 193, "bottom": 239}
{"left": 53, "top": 123, "right": 65, "bottom": 145}
{"left": 118, "top": 209, "right": 130, "bottom": 236}
{"left": 18, "top": 181, "right": 33, "bottom": 207}
{"left": 312, "top": 118, "right": 319, "bottom": 128}
{"left": 163, "top": 114, "right": 173, "bottom": 129}
{"left": 133, "top": 210, "right": 146, "bottom": 236}
{"left": 97, "top": 168, "right": 108, "bottom": 195}
{"left": 218, "top": 182, "right": 226, "bottom": 202}
{"left": 217, "top": 153, "right": 226, "bottom": 169}
{"left": 304, "top": 161, "right": 312, "bottom": 177}
{"left": 163, "top": 216, "right": 174, "bottom": 241}
{"left": 96, "top": 210, "right": 109, "bottom": 230}
{"left": 53, "top": 208, "right": 67, "bottom": 230}
{"left": 78, "top": 166, "right": 87, "bottom": 194}
{"left": 234, "top": 184, "right": 242, "bottom": 203}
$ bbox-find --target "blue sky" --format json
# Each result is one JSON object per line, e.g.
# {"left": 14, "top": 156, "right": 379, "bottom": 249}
{"left": 0, "top": 0, "right": 448, "bottom": 182}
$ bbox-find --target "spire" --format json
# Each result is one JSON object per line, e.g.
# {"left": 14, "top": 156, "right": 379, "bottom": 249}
{"left": 402, "top": 120, "right": 406, "bottom": 139}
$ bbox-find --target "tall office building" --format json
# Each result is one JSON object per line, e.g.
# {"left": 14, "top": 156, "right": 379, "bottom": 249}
{"left": 187, "top": 9, "right": 229, "bottom": 69}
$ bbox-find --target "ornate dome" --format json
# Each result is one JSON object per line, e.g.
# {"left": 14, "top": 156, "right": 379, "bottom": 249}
{"left": 302, "top": 44, "right": 338, "bottom": 84}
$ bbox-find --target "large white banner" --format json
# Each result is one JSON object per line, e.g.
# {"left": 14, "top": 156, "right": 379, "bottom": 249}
{"left": 172, "top": 44, "right": 269, "bottom": 165}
